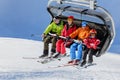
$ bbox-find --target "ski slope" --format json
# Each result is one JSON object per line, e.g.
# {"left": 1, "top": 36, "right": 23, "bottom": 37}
{"left": 0, "top": 37, "right": 120, "bottom": 80}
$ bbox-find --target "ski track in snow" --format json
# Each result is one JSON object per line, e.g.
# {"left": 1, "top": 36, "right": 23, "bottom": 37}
{"left": 0, "top": 37, "right": 120, "bottom": 80}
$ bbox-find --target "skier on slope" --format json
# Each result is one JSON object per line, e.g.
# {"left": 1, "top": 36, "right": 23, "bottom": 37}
{"left": 80, "top": 29, "right": 100, "bottom": 66}
{"left": 67, "top": 21, "right": 90, "bottom": 65}
{"left": 39, "top": 16, "right": 64, "bottom": 58}
{"left": 52, "top": 16, "right": 77, "bottom": 58}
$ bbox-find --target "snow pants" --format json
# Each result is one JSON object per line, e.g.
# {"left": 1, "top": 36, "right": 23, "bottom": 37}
{"left": 43, "top": 35, "right": 57, "bottom": 55}
{"left": 56, "top": 39, "right": 66, "bottom": 54}
{"left": 82, "top": 48, "right": 97, "bottom": 63}
{"left": 70, "top": 43, "right": 82, "bottom": 60}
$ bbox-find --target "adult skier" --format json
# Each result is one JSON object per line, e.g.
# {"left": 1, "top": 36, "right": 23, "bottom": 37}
{"left": 67, "top": 21, "right": 90, "bottom": 65}
{"left": 39, "top": 16, "right": 64, "bottom": 58}
{"left": 53, "top": 16, "right": 77, "bottom": 58}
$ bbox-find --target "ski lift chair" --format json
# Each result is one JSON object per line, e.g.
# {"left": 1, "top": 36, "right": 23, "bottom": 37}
{"left": 46, "top": 0, "right": 115, "bottom": 57}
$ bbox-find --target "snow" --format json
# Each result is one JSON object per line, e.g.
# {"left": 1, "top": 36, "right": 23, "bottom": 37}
{"left": 0, "top": 37, "right": 120, "bottom": 80}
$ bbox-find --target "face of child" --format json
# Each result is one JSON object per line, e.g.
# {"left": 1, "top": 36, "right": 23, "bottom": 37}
{"left": 90, "top": 33, "right": 96, "bottom": 38}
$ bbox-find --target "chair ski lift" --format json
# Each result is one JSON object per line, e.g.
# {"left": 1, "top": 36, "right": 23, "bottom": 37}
{"left": 46, "top": 0, "right": 115, "bottom": 57}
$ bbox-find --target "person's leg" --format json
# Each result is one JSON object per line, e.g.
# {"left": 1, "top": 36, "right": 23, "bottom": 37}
{"left": 72, "top": 43, "right": 82, "bottom": 65}
{"left": 70, "top": 43, "right": 78, "bottom": 60}
{"left": 83, "top": 48, "right": 89, "bottom": 61}
{"left": 61, "top": 41, "right": 66, "bottom": 55}
{"left": 40, "top": 36, "right": 51, "bottom": 58}
{"left": 68, "top": 43, "right": 78, "bottom": 64}
{"left": 51, "top": 37, "right": 57, "bottom": 54}
{"left": 56, "top": 39, "right": 63, "bottom": 53}
{"left": 80, "top": 48, "right": 89, "bottom": 66}
{"left": 88, "top": 49, "right": 94, "bottom": 63}
{"left": 76, "top": 43, "right": 83, "bottom": 61}
{"left": 52, "top": 39, "right": 63, "bottom": 58}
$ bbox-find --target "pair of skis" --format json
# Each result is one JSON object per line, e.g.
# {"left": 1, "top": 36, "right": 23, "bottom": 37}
{"left": 37, "top": 57, "right": 61, "bottom": 64}
{"left": 47, "top": 63, "right": 96, "bottom": 69}
{"left": 23, "top": 56, "right": 96, "bottom": 68}
{"left": 23, "top": 56, "right": 61, "bottom": 64}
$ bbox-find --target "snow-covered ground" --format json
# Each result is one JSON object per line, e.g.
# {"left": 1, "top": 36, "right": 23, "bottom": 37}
{"left": 0, "top": 37, "right": 120, "bottom": 80}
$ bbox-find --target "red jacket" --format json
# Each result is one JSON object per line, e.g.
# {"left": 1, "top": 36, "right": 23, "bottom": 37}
{"left": 83, "top": 37, "right": 100, "bottom": 50}
{"left": 61, "top": 24, "right": 77, "bottom": 37}
{"left": 61, "top": 24, "right": 77, "bottom": 47}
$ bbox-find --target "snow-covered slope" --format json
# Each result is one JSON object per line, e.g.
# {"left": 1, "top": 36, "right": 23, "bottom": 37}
{"left": 0, "top": 37, "right": 120, "bottom": 80}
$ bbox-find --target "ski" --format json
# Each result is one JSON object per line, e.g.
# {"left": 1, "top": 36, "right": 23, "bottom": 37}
{"left": 75, "top": 63, "right": 97, "bottom": 69}
{"left": 22, "top": 57, "right": 40, "bottom": 59}
{"left": 37, "top": 58, "right": 61, "bottom": 64}
{"left": 84, "top": 63, "right": 97, "bottom": 68}
{"left": 48, "top": 63, "right": 78, "bottom": 68}
{"left": 22, "top": 56, "right": 49, "bottom": 59}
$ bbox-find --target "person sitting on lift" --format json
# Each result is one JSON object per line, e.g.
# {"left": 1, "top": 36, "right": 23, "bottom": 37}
{"left": 81, "top": 29, "right": 100, "bottom": 66}
{"left": 40, "top": 16, "right": 64, "bottom": 58}
{"left": 52, "top": 16, "right": 77, "bottom": 58}
{"left": 67, "top": 21, "right": 90, "bottom": 65}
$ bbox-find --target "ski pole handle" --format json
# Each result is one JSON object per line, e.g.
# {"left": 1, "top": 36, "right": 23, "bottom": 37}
{"left": 48, "top": 33, "right": 57, "bottom": 37}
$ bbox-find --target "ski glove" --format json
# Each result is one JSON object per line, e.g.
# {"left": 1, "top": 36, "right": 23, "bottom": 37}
{"left": 66, "top": 36, "right": 71, "bottom": 41}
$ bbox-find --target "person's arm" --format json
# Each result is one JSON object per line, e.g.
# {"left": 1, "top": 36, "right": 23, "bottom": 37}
{"left": 61, "top": 25, "right": 66, "bottom": 36}
{"left": 43, "top": 22, "right": 53, "bottom": 35}
{"left": 56, "top": 21, "right": 64, "bottom": 36}
{"left": 83, "top": 38, "right": 91, "bottom": 48}
{"left": 69, "top": 28, "right": 80, "bottom": 39}
{"left": 95, "top": 39, "right": 100, "bottom": 45}
{"left": 89, "top": 38, "right": 100, "bottom": 49}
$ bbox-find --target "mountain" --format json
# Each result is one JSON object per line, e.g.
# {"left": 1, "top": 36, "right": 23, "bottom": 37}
{"left": 0, "top": 37, "right": 120, "bottom": 80}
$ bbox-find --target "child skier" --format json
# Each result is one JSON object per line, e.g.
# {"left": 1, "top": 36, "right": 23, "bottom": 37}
{"left": 80, "top": 29, "right": 100, "bottom": 66}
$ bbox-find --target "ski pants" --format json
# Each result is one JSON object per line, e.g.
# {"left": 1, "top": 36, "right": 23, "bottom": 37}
{"left": 56, "top": 39, "right": 66, "bottom": 54}
{"left": 43, "top": 35, "right": 57, "bottom": 55}
{"left": 83, "top": 48, "right": 97, "bottom": 63}
{"left": 70, "top": 43, "right": 82, "bottom": 60}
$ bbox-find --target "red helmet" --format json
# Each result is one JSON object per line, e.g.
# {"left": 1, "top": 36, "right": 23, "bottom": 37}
{"left": 89, "top": 29, "right": 97, "bottom": 34}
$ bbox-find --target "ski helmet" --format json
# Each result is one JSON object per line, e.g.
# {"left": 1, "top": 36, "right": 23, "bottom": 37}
{"left": 82, "top": 21, "right": 87, "bottom": 27}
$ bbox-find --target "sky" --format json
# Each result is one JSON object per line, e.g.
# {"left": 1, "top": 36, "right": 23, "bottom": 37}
{"left": 0, "top": 0, "right": 119, "bottom": 53}
{"left": 97, "top": 0, "right": 120, "bottom": 53}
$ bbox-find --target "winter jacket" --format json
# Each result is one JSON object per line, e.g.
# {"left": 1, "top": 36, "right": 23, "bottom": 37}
{"left": 44, "top": 21, "right": 64, "bottom": 36}
{"left": 56, "top": 24, "right": 77, "bottom": 54}
{"left": 60, "top": 24, "right": 77, "bottom": 47}
{"left": 83, "top": 37, "right": 100, "bottom": 50}
{"left": 69, "top": 26, "right": 90, "bottom": 40}
{"left": 61, "top": 24, "right": 77, "bottom": 37}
